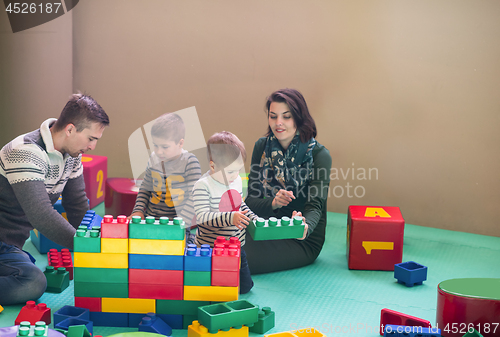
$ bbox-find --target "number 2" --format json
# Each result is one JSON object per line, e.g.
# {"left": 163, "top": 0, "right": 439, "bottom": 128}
{"left": 96, "top": 170, "right": 104, "bottom": 198}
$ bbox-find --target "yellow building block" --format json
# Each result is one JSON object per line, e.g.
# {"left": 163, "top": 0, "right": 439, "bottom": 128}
{"left": 188, "top": 320, "right": 248, "bottom": 337}
{"left": 74, "top": 252, "right": 128, "bottom": 268}
{"left": 101, "top": 238, "right": 128, "bottom": 253}
{"left": 0, "top": 304, "right": 3, "bottom": 313}
{"left": 129, "top": 238, "right": 185, "bottom": 255}
{"left": 184, "top": 286, "right": 238, "bottom": 302}
{"left": 101, "top": 297, "right": 155, "bottom": 314}
{"left": 266, "top": 328, "right": 325, "bottom": 337}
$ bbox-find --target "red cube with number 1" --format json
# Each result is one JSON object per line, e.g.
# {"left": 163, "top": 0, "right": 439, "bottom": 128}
{"left": 82, "top": 154, "right": 107, "bottom": 208}
{"left": 347, "top": 205, "right": 405, "bottom": 270}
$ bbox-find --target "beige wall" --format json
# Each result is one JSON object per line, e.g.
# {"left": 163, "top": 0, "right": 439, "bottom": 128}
{"left": 1, "top": 1, "right": 499, "bottom": 236}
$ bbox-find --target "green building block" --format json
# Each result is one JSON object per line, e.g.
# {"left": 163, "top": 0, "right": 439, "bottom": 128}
{"left": 156, "top": 300, "right": 210, "bottom": 316}
{"left": 128, "top": 216, "right": 185, "bottom": 240}
{"left": 67, "top": 325, "right": 91, "bottom": 337}
{"left": 198, "top": 299, "right": 259, "bottom": 333}
{"left": 17, "top": 321, "right": 48, "bottom": 336}
{"left": 44, "top": 266, "right": 70, "bottom": 293}
{"left": 74, "top": 267, "right": 128, "bottom": 283}
{"left": 183, "top": 315, "right": 197, "bottom": 329}
{"left": 247, "top": 216, "right": 305, "bottom": 240}
{"left": 462, "top": 329, "right": 484, "bottom": 337}
{"left": 73, "top": 228, "right": 101, "bottom": 253}
{"left": 74, "top": 281, "right": 128, "bottom": 298}
{"left": 184, "top": 271, "right": 211, "bottom": 286}
{"left": 249, "top": 307, "right": 275, "bottom": 334}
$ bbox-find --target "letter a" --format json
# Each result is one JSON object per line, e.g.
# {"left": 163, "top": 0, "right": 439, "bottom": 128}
{"left": 364, "top": 207, "right": 391, "bottom": 218}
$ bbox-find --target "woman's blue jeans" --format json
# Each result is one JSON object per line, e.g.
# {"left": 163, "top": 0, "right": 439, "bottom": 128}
{"left": 0, "top": 241, "right": 46, "bottom": 305}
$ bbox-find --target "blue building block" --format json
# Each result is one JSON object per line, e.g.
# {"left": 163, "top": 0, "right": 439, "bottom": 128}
{"left": 53, "top": 306, "right": 90, "bottom": 325}
{"left": 184, "top": 244, "right": 212, "bottom": 272}
{"left": 129, "top": 313, "right": 183, "bottom": 329}
{"left": 129, "top": 254, "right": 184, "bottom": 270}
{"left": 90, "top": 311, "right": 128, "bottom": 327}
{"left": 79, "top": 210, "right": 103, "bottom": 230}
{"left": 394, "top": 261, "right": 427, "bottom": 287}
{"left": 138, "top": 313, "right": 172, "bottom": 336}
{"left": 55, "top": 318, "right": 93, "bottom": 335}
{"left": 383, "top": 325, "right": 440, "bottom": 337}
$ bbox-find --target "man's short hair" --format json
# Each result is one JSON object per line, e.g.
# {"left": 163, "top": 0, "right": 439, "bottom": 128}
{"left": 151, "top": 113, "right": 185, "bottom": 143}
{"left": 207, "top": 131, "right": 247, "bottom": 168}
{"left": 52, "top": 93, "right": 109, "bottom": 132}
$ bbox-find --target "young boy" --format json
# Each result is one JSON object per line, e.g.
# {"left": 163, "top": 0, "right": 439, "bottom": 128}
{"left": 193, "top": 131, "right": 256, "bottom": 294}
{"left": 130, "top": 113, "right": 201, "bottom": 228}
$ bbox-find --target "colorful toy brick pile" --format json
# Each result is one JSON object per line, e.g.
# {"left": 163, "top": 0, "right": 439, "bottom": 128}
{"left": 72, "top": 213, "right": 241, "bottom": 328}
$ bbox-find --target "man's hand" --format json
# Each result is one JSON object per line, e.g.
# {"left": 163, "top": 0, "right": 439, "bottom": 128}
{"left": 272, "top": 189, "right": 295, "bottom": 210}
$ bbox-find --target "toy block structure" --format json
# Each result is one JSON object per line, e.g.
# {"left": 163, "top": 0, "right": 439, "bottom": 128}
{"left": 437, "top": 278, "right": 500, "bottom": 337}
{"left": 347, "top": 205, "right": 405, "bottom": 270}
{"left": 249, "top": 307, "right": 275, "bottom": 334}
{"left": 188, "top": 320, "right": 249, "bottom": 337}
{"left": 47, "top": 248, "right": 74, "bottom": 280}
{"left": 16, "top": 321, "right": 48, "bottom": 337}
{"left": 265, "top": 328, "right": 326, "bottom": 337}
{"left": 380, "top": 308, "right": 431, "bottom": 336}
{"left": 15, "top": 301, "right": 51, "bottom": 325}
{"left": 247, "top": 216, "right": 306, "bottom": 241}
{"left": 43, "top": 266, "right": 70, "bottom": 293}
{"left": 383, "top": 325, "right": 441, "bottom": 337}
{"left": 104, "top": 178, "right": 139, "bottom": 217}
{"left": 138, "top": 313, "right": 173, "bottom": 336}
{"left": 394, "top": 261, "right": 427, "bottom": 287}
{"left": 81, "top": 154, "right": 107, "bottom": 208}
{"left": 73, "top": 214, "right": 240, "bottom": 328}
{"left": 198, "top": 300, "right": 259, "bottom": 334}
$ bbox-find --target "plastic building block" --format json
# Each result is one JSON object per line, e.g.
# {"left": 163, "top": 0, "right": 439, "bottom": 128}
{"left": 15, "top": 301, "right": 51, "bottom": 325}
{"left": 184, "top": 315, "right": 198, "bottom": 329}
{"left": 383, "top": 325, "right": 440, "bottom": 337}
{"left": 100, "top": 215, "right": 129, "bottom": 238}
{"left": 188, "top": 320, "right": 249, "bottom": 337}
{"left": 185, "top": 271, "right": 211, "bottom": 286}
{"left": 101, "top": 238, "right": 128, "bottom": 253}
{"left": 347, "top": 205, "right": 405, "bottom": 271}
{"left": 266, "top": 328, "right": 325, "bottom": 337}
{"left": 74, "top": 297, "right": 101, "bottom": 312}
{"left": 184, "top": 285, "right": 239, "bottom": 302}
{"left": 74, "top": 267, "right": 128, "bottom": 283}
{"left": 198, "top": 300, "right": 258, "bottom": 333}
{"left": 101, "top": 297, "right": 156, "bottom": 314}
{"left": 89, "top": 311, "right": 128, "bottom": 327}
{"left": 129, "top": 254, "right": 184, "bottom": 270}
{"left": 128, "top": 313, "right": 182, "bottom": 329}
{"left": 394, "top": 261, "right": 427, "bottom": 287}
{"left": 16, "top": 321, "right": 48, "bottom": 337}
{"left": 462, "top": 329, "right": 484, "bottom": 337}
{"left": 156, "top": 300, "right": 210, "bottom": 316}
{"left": 55, "top": 318, "right": 93, "bottom": 335}
{"left": 43, "top": 267, "right": 70, "bottom": 293}
{"left": 380, "top": 308, "right": 431, "bottom": 335}
{"left": 247, "top": 216, "right": 305, "bottom": 240}
{"left": 184, "top": 244, "right": 212, "bottom": 271}
{"left": 129, "top": 269, "right": 183, "bottom": 285}
{"left": 47, "top": 249, "right": 74, "bottom": 280}
{"left": 249, "top": 307, "right": 275, "bottom": 334}
{"left": 129, "top": 238, "right": 185, "bottom": 255}
{"left": 73, "top": 252, "right": 128, "bottom": 268}
{"left": 80, "top": 210, "right": 103, "bottom": 230}
{"left": 74, "top": 281, "right": 129, "bottom": 298}
{"left": 212, "top": 237, "right": 241, "bottom": 272}
{"left": 66, "top": 324, "right": 92, "bottom": 337}
{"left": 81, "top": 154, "right": 107, "bottom": 208}
{"left": 104, "top": 178, "right": 139, "bottom": 217}
{"left": 53, "top": 306, "right": 90, "bottom": 325}
{"left": 129, "top": 216, "right": 185, "bottom": 240}
{"left": 211, "top": 270, "right": 239, "bottom": 287}
{"left": 138, "top": 313, "right": 172, "bottom": 336}
{"left": 0, "top": 304, "right": 3, "bottom": 313}
{"left": 129, "top": 283, "right": 183, "bottom": 300}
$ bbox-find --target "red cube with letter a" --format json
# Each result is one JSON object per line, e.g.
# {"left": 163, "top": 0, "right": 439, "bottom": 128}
{"left": 347, "top": 205, "right": 404, "bottom": 271}
{"left": 81, "top": 154, "right": 107, "bottom": 208}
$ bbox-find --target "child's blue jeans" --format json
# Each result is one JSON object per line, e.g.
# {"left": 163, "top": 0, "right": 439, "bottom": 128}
{"left": 0, "top": 241, "right": 46, "bottom": 305}
{"left": 240, "top": 249, "right": 253, "bottom": 294}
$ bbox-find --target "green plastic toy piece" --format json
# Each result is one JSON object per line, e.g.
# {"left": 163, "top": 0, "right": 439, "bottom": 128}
{"left": 462, "top": 329, "right": 484, "bottom": 337}
{"left": 156, "top": 300, "right": 210, "bottom": 316}
{"left": 247, "top": 216, "right": 305, "bottom": 240}
{"left": 73, "top": 267, "right": 128, "bottom": 283}
{"left": 74, "top": 281, "right": 128, "bottom": 298}
{"left": 438, "top": 278, "right": 500, "bottom": 300}
{"left": 66, "top": 325, "right": 91, "bottom": 337}
{"left": 129, "top": 216, "right": 185, "bottom": 240}
{"left": 16, "top": 321, "right": 48, "bottom": 337}
{"left": 44, "top": 266, "right": 70, "bottom": 293}
{"left": 73, "top": 227, "right": 101, "bottom": 253}
{"left": 249, "top": 306, "right": 275, "bottom": 334}
{"left": 184, "top": 271, "right": 211, "bottom": 286}
{"left": 198, "top": 299, "right": 259, "bottom": 333}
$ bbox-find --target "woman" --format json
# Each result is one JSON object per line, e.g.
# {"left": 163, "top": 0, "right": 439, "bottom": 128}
{"left": 244, "top": 88, "right": 332, "bottom": 274}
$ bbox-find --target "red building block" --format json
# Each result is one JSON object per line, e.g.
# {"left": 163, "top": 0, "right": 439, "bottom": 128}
{"left": 129, "top": 283, "right": 183, "bottom": 300}
{"left": 379, "top": 308, "right": 431, "bottom": 335}
{"left": 212, "top": 237, "right": 240, "bottom": 272}
{"left": 101, "top": 215, "right": 129, "bottom": 238}
{"left": 129, "top": 269, "right": 183, "bottom": 285}
{"left": 47, "top": 248, "right": 74, "bottom": 280}
{"left": 211, "top": 270, "right": 239, "bottom": 287}
{"left": 15, "top": 301, "right": 51, "bottom": 325}
{"left": 347, "top": 205, "right": 405, "bottom": 271}
{"left": 82, "top": 154, "right": 108, "bottom": 208}
{"left": 105, "top": 178, "right": 139, "bottom": 217}
{"left": 74, "top": 297, "right": 102, "bottom": 312}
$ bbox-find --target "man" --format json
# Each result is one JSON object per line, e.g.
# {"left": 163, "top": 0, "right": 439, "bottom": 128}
{"left": 0, "top": 94, "right": 109, "bottom": 305}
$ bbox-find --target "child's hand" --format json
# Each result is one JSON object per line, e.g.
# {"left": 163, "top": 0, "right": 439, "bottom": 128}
{"left": 272, "top": 189, "right": 295, "bottom": 210}
{"left": 233, "top": 209, "right": 250, "bottom": 230}
{"left": 292, "top": 210, "right": 308, "bottom": 240}
{"left": 127, "top": 211, "right": 144, "bottom": 221}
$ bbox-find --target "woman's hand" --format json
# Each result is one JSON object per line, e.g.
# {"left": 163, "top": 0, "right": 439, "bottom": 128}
{"left": 272, "top": 189, "right": 295, "bottom": 210}
{"left": 233, "top": 209, "right": 250, "bottom": 230}
{"left": 127, "top": 211, "right": 144, "bottom": 221}
{"left": 292, "top": 210, "right": 308, "bottom": 240}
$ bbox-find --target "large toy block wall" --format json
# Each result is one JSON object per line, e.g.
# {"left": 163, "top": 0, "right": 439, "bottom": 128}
{"left": 73, "top": 213, "right": 240, "bottom": 329}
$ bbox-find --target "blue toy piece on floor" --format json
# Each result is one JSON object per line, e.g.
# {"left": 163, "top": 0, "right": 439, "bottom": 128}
{"left": 394, "top": 261, "right": 427, "bottom": 287}
{"left": 383, "top": 324, "right": 440, "bottom": 337}
{"left": 138, "top": 313, "right": 172, "bottom": 336}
